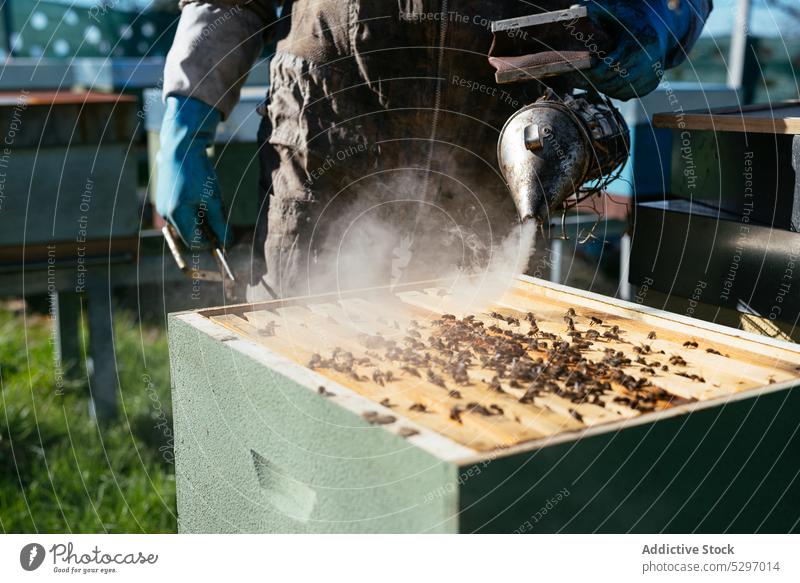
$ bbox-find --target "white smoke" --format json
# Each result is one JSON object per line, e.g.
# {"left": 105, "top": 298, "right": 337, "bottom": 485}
{"left": 440, "top": 219, "right": 538, "bottom": 314}
{"left": 299, "top": 172, "right": 537, "bottom": 316}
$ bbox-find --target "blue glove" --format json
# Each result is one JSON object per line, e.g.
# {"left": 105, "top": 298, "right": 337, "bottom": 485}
{"left": 156, "top": 95, "right": 232, "bottom": 249}
{"left": 577, "top": 0, "right": 704, "bottom": 100}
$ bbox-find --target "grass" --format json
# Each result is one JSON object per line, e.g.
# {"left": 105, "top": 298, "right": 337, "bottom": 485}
{"left": 0, "top": 300, "right": 176, "bottom": 533}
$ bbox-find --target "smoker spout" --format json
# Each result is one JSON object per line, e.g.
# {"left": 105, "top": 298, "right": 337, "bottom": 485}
{"left": 497, "top": 102, "right": 589, "bottom": 222}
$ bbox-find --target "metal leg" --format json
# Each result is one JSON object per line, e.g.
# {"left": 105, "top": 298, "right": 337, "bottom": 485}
{"left": 86, "top": 280, "right": 118, "bottom": 420}
{"left": 619, "top": 233, "right": 632, "bottom": 301}
{"left": 549, "top": 239, "right": 563, "bottom": 284}
{"left": 52, "top": 291, "right": 81, "bottom": 382}
{"left": 792, "top": 135, "right": 800, "bottom": 233}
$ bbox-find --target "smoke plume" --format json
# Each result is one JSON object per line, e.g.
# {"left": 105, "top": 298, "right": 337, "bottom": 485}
{"left": 303, "top": 173, "right": 536, "bottom": 315}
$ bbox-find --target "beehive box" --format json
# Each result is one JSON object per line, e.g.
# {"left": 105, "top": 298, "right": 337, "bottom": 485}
{"left": 0, "top": 91, "right": 139, "bottom": 254}
{"left": 169, "top": 277, "right": 800, "bottom": 533}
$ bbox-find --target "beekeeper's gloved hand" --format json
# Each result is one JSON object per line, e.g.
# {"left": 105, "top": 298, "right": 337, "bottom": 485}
{"left": 577, "top": 0, "right": 706, "bottom": 100}
{"left": 156, "top": 95, "right": 232, "bottom": 249}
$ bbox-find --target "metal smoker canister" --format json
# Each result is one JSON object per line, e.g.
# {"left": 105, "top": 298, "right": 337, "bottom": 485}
{"left": 497, "top": 92, "right": 630, "bottom": 222}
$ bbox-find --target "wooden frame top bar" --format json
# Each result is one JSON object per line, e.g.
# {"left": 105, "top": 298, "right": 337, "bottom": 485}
{"left": 184, "top": 276, "right": 800, "bottom": 455}
{"left": 652, "top": 101, "right": 800, "bottom": 135}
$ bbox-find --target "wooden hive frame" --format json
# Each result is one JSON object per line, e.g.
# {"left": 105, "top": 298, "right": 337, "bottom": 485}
{"left": 184, "top": 276, "right": 800, "bottom": 459}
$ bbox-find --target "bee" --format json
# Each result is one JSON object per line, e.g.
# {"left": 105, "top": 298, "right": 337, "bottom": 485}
{"left": 427, "top": 369, "right": 447, "bottom": 388}
{"left": 706, "top": 348, "right": 727, "bottom": 356}
{"left": 398, "top": 427, "right": 419, "bottom": 438}
{"left": 464, "top": 402, "right": 491, "bottom": 416}
{"left": 519, "top": 383, "right": 540, "bottom": 404}
{"left": 647, "top": 331, "right": 657, "bottom": 340}
{"left": 450, "top": 363, "right": 469, "bottom": 385}
{"left": 589, "top": 316, "right": 603, "bottom": 326}
{"left": 363, "top": 411, "right": 396, "bottom": 425}
{"left": 331, "top": 348, "right": 355, "bottom": 372}
{"left": 409, "top": 403, "right": 428, "bottom": 413}
{"left": 683, "top": 340, "right": 699, "bottom": 348}
{"left": 676, "top": 372, "right": 705, "bottom": 383}
{"left": 260, "top": 321, "right": 276, "bottom": 337}
{"left": 401, "top": 365, "right": 421, "bottom": 377}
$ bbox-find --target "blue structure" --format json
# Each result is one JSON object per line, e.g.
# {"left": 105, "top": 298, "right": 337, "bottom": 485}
{"left": 607, "top": 83, "right": 739, "bottom": 199}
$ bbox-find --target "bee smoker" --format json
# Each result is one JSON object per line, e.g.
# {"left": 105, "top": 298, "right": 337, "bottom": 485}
{"left": 490, "top": 6, "right": 630, "bottom": 223}
{"left": 497, "top": 91, "right": 630, "bottom": 222}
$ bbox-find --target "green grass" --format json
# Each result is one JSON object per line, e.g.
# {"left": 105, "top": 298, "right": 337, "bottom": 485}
{"left": 0, "top": 301, "right": 176, "bottom": 533}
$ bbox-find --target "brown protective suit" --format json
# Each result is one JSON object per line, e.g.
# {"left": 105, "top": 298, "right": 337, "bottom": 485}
{"left": 260, "top": 1, "right": 551, "bottom": 298}
{"left": 166, "top": 0, "right": 278, "bottom": 118}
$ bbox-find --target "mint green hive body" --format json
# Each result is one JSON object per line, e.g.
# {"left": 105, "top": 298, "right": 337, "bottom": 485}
{"left": 169, "top": 283, "right": 800, "bottom": 533}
